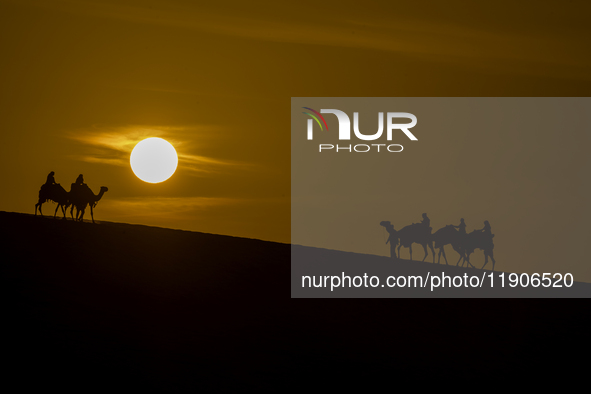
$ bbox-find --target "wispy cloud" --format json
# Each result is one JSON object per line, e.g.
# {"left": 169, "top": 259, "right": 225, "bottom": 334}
{"left": 100, "top": 195, "right": 287, "bottom": 223}
{"left": 105, "top": 196, "right": 236, "bottom": 217}
{"left": 66, "top": 125, "right": 248, "bottom": 175}
{"left": 94, "top": 196, "right": 239, "bottom": 227}
{"left": 15, "top": 0, "right": 590, "bottom": 78}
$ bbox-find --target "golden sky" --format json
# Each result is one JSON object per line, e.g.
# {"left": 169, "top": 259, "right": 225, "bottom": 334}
{"left": 1, "top": 0, "right": 590, "bottom": 244}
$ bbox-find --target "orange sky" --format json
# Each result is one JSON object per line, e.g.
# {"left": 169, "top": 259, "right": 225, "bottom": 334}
{"left": 1, "top": 0, "right": 590, "bottom": 244}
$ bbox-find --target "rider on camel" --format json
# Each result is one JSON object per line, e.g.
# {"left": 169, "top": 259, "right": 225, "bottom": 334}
{"left": 477, "top": 220, "right": 494, "bottom": 249}
{"left": 71, "top": 174, "right": 88, "bottom": 202}
{"left": 42, "top": 171, "right": 59, "bottom": 193}
{"left": 478, "top": 220, "right": 492, "bottom": 236}
{"left": 453, "top": 218, "right": 467, "bottom": 235}
{"left": 421, "top": 213, "right": 430, "bottom": 227}
{"left": 420, "top": 213, "right": 432, "bottom": 234}
{"left": 45, "top": 171, "right": 57, "bottom": 186}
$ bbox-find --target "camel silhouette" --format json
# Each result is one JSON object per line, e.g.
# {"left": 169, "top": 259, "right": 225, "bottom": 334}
{"left": 431, "top": 225, "right": 474, "bottom": 268}
{"left": 69, "top": 184, "right": 108, "bottom": 223}
{"left": 461, "top": 230, "right": 495, "bottom": 270}
{"left": 380, "top": 221, "right": 435, "bottom": 262}
{"left": 34, "top": 184, "right": 70, "bottom": 219}
{"left": 380, "top": 221, "right": 399, "bottom": 259}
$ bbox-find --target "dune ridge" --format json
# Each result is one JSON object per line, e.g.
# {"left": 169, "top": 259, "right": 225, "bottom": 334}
{"left": 0, "top": 211, "right": 585, "bottom": 388}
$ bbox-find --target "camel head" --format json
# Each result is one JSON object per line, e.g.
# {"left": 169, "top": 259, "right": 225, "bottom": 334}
{"left": 93, "top": 186, "right": 109, "bottom": 204}
{"left": 380, "top": 221, "right": 396, "bottom": 233}
{"left": 445, "top": 224, "right": 459, "bottom": 233}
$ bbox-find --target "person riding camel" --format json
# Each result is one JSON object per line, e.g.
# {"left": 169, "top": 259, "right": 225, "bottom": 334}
{"left": 419, "top": 213, "right": 432, "bottom": 235}
{"left": 477, "top": 220, "right": 494, "bottom": 249}
{"left": 45, "top": 171, "right": 57, "bottom": 186}
{"left": 478, "top": 220, "right": 493, "bottom": 236}
{"left": 453, "top": 218, "right": 467, "bottom": 235}
{"left": 71, "top": 173, "right": 87, "bottom": 196}
{"left": 42, "top": 171, "right": 59, "bottom": 194}
{"left": 421, "top": 213, "right": 431, "bottom": 228}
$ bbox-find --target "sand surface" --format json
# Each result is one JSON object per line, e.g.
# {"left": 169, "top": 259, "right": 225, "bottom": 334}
{"left": 1, "top": 211, "right": 584, "bottom": 388}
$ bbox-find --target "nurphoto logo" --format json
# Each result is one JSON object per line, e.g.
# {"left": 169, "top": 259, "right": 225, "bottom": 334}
{"left": 302, "top": 107, "right": 418, "bottom": 153}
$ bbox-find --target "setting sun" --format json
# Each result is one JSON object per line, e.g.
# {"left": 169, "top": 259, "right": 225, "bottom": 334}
{"left": 130, "top": 137, "right": 178, "bottom": 183}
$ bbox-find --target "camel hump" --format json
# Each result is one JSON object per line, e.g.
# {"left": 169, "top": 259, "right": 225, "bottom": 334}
{"left": 466, "top": 230, "right": 494, "bottom": 249}
{"left": 403, "top": 222, "right": 423, "bottom": 230}
{"left": 399, "top": 223, "right": 431, "bottom": 239}
{"left": 78, "top": 183, "right": 91, "bottom": 194}
{"left": 400, "top": 224, "right": 414, "bottom": 233}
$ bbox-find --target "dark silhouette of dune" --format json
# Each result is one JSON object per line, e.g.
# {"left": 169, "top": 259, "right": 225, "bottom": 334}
{"left": 0, "top": 211, "right": 586, "bottom": 388}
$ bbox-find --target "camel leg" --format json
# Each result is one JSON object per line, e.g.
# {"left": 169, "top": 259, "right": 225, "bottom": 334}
{"left": 54, "top": 204, "right": 60, "bottom": 218}
{"left": 90, "top": 204, "right": 95, "bottom": 224}
{"left": 488, "top": 250, "right": 496, "bottom": 271}
{"left": 35, "top": 202, "right": 41, "bottom": 216}
{"left": 397, "top": 245, "right": 402, "bottom": 259}
{"left": 465, "top": 253, "right": 475, "bottom": 269}
{"left": 409, "top": 245, "right": 413, "bottom": 261}
{"left": 437, "top": 248, "right": 442, "bottom": 264}
{"left": 482, "top": 254, "right": 488, "bottom": 270}
{"left": 421, "top": 244, "right": 428, "bottom": 262}
{"left": 430, "top": 242, "right": 436, "bottom": 263}
{"left": 70, "top": 205, "right": 75, "bottom": 220}
{"left": 441, "top": 247, "right": 448, "bottom": 265}
{"left": 456, "top": 255, "right": 463, "bottom": 266}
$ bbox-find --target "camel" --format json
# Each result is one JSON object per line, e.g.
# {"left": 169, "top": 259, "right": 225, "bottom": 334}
{"left": 461, "top": 230, "right": 496, "bottom": 270}
{"left": 431, "top": 225, "right": 473, "bottom": 268}
{"left": 380, "top": 221, "right": 435, "bottom": 262}
{"left": 34, "top": 183, "right": 71, "bottom": 219}
{"left": 68, "top": 183, "right": 108, "bottom": 223}
{"left": 380, "top": 221, "right": 399, "bottom": 260}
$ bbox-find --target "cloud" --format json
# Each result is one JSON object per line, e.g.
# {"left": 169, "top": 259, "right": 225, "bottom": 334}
{"left": 100, "top": 195, "right": 287, "bottom": 223}
{"left": 95, "top": 196, "right": 238, "bottom": 226}
{"left": 105, "top": 195, "right": 235, "bottom": 213}
{"left": 15, "top": 0, "right": 591, "bottom": 79}
{"left": 66, "top": 125, "right": 248, "bottom": 175}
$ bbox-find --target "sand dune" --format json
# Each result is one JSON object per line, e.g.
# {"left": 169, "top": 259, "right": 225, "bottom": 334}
{"left": 1, "top": 211, "right": 584, "bottom": 388}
